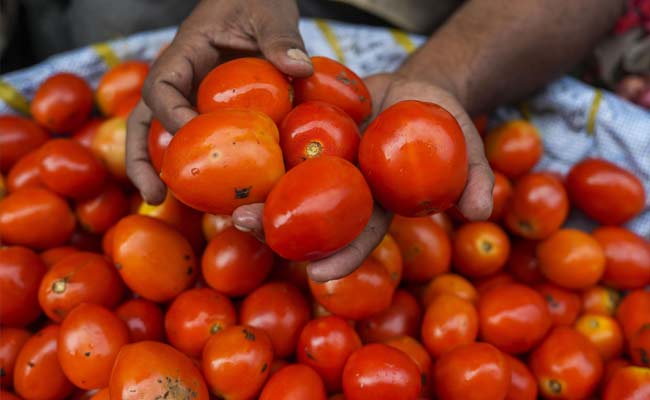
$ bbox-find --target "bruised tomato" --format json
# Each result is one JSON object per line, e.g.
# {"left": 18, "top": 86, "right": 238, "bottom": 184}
{"left": 115, "top": 299, "right": 165, "bottom": 342}
{"left": 484, "top": 120, "right": 542, "bottom": 179}
{"left": 574, "top": 314, "right": 624, "bottom": 361}
{"left": 96, "top": 60, "right": 149, "bottom": 116}
{"left": 0, "top": 328, "right": 30, "bottom": 388}
{"left": 593, "top": 226, "right": 650, "bottom": 290}
{"left": 75, "top": 183, "right": 129, "bottom": 234}
{"left": 72, "top": 118, "right": 104, "bottom": 148}
{"left": 6, "top": 148, "right": 44, "bottom": 192}
{"left": 263, "top": 156, "right": 372, "bottom": 261}
{"left": 582, "top": 286, "right": 621, "bottom": 317}
{"left": 279, "top": 101, "right": 360, "bottom": 169}
{"left": 31, "top": 72, "right": 93, "bottom": 133}
{"left": 356, "top": 290, "right": 421, "bottom": 343}
{"left": 259, "top": 364, "right": 327, "bottom": 400}
{"left": 452, "top": 221, "right": 511, "bottom": 278}
{"left": 0, "top": 116, "right": 48, "bottom": 172}
{"left": 536, "top": 283, "right": 582, "bottom": 327}
{"left": 421, "top": 273, "right": 478, "bottom": 307}
{"left": 92, "top": 117, "right": 127, "bottom": 181}
{"left": 161, "top": 109, "right": 284, "bottom": 214}
{"left": 0, "top": 246, "right": 46, "bottom": 326}
{"left": 359, "top": 100, "right": 467, "bottom": 217}
{"left": 603, "top": 366, "right": 650, "bottom": 400}
{"left": 504, "top": 354, "right": 538, "bottom": 400}
{"left": 617, "top": 290, "right": 650, "bottom": 339}
{"left": 147, "top": 118, "right": 172, "bottom": 173}
{"left": 293, "top": 56, "right": 371, "bottom": 124}
{"left": 567, "top": 158, "right": 645, "bottom": 225}
{"left": 421, "top": 293, "right": 478, "bottom": 358}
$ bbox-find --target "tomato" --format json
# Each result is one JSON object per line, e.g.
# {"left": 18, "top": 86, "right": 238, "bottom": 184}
{"left": 359, "top": 100, "right": 467, "bottom": 217}
{"left": 0, "top": 390, "right": 22, "bottom": 400}
{"left": 484, "top": 120, "right": 542, "bottom": 178}
{"left": 342, "top": 343, "right": 421, "bottom": 400}
{"left": 40, "top": 246, "right": 78, "bottom": 268}
{"left": 431, "top": 211, "right": 454, "bottom": 236}
{"left": 0, "top": 116, "right": 48, "bottom": 173}
{"left": 0, "top": 246, "right": 46, "bottom": 326}
{"left": 31, "top": 72, "right": 93, "bottom": 133}
{"left": 75, "top": 183, "right": 128, "bottom": 234}
{"left": 7, "top": 148, "right": 43, "bottom": 192}
{"left": 366, "top": 233, "right": 404, "bottom": 286}
{"left": 582, "top": 285, "right": 621, "bottom": 316}
{"left": 96, "top": 60, "right": 149, "bottom": 116}
{"left": 112, "top": 215, "right": 197, "bottom": 302}
{"left": 201, "top": 213, "right": 232, "bottom": 241}
{"left": 161, "top": 109, "right": 284, "bottom": 214}
{"left": 279, "top": 101, "right": 359, "bottom": 169}
{"left": 506, "top": 239, "right": 544, "bottom": 285}
{"left": 421, "top": 273, "right": 478, "bottom": 307}
{"left": 297, "top": 316, "right": 362, "bottom": 393}
{"left": 197, "top": 58, "right": 292, "bottom": 124}
{"left": 603, "top": 366, "right": 650, "bottom": 400}
{"left": 270, "top": 359, "right": 290, "bottom": 376}
{"left": 593, "top": 226, "right": 650, "bottom": 290}
{"left": 89, "top": 388, "right": 109, "bottom": 400}
{"left": 0, "top": 328, "right": 30, "bottom": 388}
{"left": 240, "top": 282, "right": 311, "bottom": 358}
{"left": 505, "top": 173, "right": 569, "bottom": 240}
{"left": 478, "top": 283, "right": 551, "bottom": 354}
{"left": 504, "top": 354, "right": 538, "bottom": 400}
{"left": 474, "top": 272, "right": 516, "bottom": 296}
{"left": 356, "top": 290, "right": 420, "bottom": 343}
{"left": 164, "top": 287, "right": 236, "bottom": 358}
{"left": 603, "top": 358, "right": 632, "bottom": 388}
{"left": 271, "top": 258, "right": 310, "bottom": 292}
{"left": 536, "top": 283, "right": 582, "bottom": 326}
{"left": 101, "top": 225, "right": 115, "bottom": 260}
{"left": 72, "top": 118, "right": 104, "bottom": 149}
{"left": 489, "top": 172, "right": 513, "bottom": 222}
{"left": 113, "top": 92, "right": 140, "bottom": 119}
{"left": 202, "top": 226, "right": 274, "bottom": 296}
{"left": 453, "top": 221, "right": 511, "bottom": 278}
{"left": 293, "top": 56, "right": 371, "bottom": 124}
{"left": 90, "top": 117, "right": 127, "bottom": 181}
{"left": 574, "top": 314, "right": 624, "bottom": 360}
{"left": 389, "top": 215, "right": 451, "bottom": 282}
{"left": 384, "top": 336, "right": 433, "bottom": 397}
{"left": 68, "top": 228, "right": 103, "bottom": 253}
{"left": 530, "top": 326, "right": 603, "bottom": 399}
{"left": 110, "top": 340, "right": 208, "bottom": 400}
{"left": 115, "top": 299, "right": 164, "bottom": 342}
{"left": 629, "top": 324, "right": 650, "bottom": 367}
{"left": 421, "top": 293, "right": 478, "bottom": 358}
{"left": 263, "top": 156, "right": 372, "bottom": 261}
{"left": 147, "top": 118, "right": 172, "bottom": 173}
{"left": 201, "top": 325, "right": 273, "bottom": 399}
{"left": 259, "top": 364, "right": 327, "bottom": 400}
{"left": 567, "top": 158, "right": 645, "bottom": 225}
{"left": 617, "top": 290, "right": 650, "bottom": 339}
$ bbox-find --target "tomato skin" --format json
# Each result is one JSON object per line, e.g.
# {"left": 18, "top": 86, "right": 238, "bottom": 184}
{"left": 421, "top": 273, "right": 478, "bottom": 307}
{"left": 31, "top": 73, "right": 93, "bottom": 133}
{"left": 474, "top": 272, "right": 515, "bottom": 296}
{"left": 293, "top": 56, "right": 371, "bottom": 124}
{"left": 453, "top": 221, "right": 511, "bottom": 278}
{"left": 161, "top": 109, "right": 284, "bottom": 214}
{"left": 7, "top": 148, "right": 44, "bottom": 192}
{"left": 259, "top": 364, "right": 327, "bottom": 400}
{"left": 356, "top": 290, "right": 421, "bottom": 343}
{"left": 384, "top": 336, "right": 433, "bottom": 397}
{"left": 0, "top": 390, "right": 22, "bottom": 400}
{"left": 617, "top": 290, "right": 650, "bottom": 339}
{"left": 603, "top": 366, "right": 650, "bottom": 400}
{"left": 75, "top": 183, "right": 128, "bottom": 234}
{"left": 147, "top": 119, "right": 172, "bottom": 173}
{"left": 263, "top": 156, "right": 372, "bottom": 261}
{"left": 484, "top": 120, "right": 543, "bottom": 179}
{"left": 201, "top": 213, "right": 232, "bottom": 241}
{"left": 593, "top": 227, "right": 650, "bottom": 290}
{"left": 0, "top": 328, "right": 31, "bottom": 388}
{"left": 567, "top": 158, "right": 645, "bottom": 225}
{"left": 0, "top": 187, "right": 75, "bottom": 249}
{"left": 582, "top": 285, "right": 621, "bottom": 316}
{"left": 535, "top": 283, "right": 581, "bottom": 327}
{"left": 96, "top": 60, "right": 149, "bottom": 117}
{"left": 112, "top": 215, "right": 197, "bottom": 302}
{"left": 506, "top": 239, "right": 544, "bottom": 285}
{"left": 342, "top": 343, "right": 422, "bottom": 400}
{"left": 110, "top": 340, "right": 209, "bottom": 400}
{"left": 113, "top": 92, "right": 140, "bottom": 119}
{"left": 72, "top": 118, "right": 104, "bottom": 149}
{"left": 359, "top": 100, "right": 467, "bottom": 217}
{"left": 574, "top": 314, "right": 624, "bottom": 361}
{"left": 629, "top": 324, "right": 650, "bottom": 367}
{"left": 0, "top": 246, "right": 47, "bottom": 326}
{"left": 40, "top": 246, "right": 78, "bottom": 268}
{"left": 197, "top": 58, "right": 293, "bottom": 124}
{"left": 279, "top": 101, "right": 360, "bottom": 169}
{"left": 421, "top": 293, "right": 478, "bottom": 358}
{"left": 115, "top": 299, "right": 164, "bottom": 342}
{"left": 603, "top": 358, "right": 632, "bottom": 389}
{"left": 489, "top": 172, "right": 513, "bottom": 222}
{"left": 504, "top": 354, "right": 538, "bottom": 400}
{"left": 0, "top": 116, "right": 48, "bottom": 173}
{"left": 91, "top": 117, "right": 127, "bottom": 181}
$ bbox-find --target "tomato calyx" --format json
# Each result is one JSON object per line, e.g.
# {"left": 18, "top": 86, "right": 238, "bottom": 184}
{"left": 304, "top": 141, "right": 324, "bottom": 159}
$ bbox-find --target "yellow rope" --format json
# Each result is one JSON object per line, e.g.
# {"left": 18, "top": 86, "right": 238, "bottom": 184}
{"left": 390, "top": 29, "right": 416, "bottom": 54}
{"left": 586, "top": 89, "right": 602, "bottom": 135}
{"left": 0, "top": 80, "right": 30, "bottom": 115}
{"left": 91, "top": 43, "right": 121, "bottom": 68}
{"left": 315, "top": 19, "right": 345, "bottom": 63}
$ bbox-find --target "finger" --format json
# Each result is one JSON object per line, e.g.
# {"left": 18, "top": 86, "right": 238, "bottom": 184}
{"left": 232, "top": 203, "right": 265, "bottom": 241}
{"left": 126, "top": 100, "right": 166, "bottom": 205}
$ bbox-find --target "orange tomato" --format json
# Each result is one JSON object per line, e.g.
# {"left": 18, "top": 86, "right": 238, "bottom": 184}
{"left": 629, "top": 324, "right": 650, "bottom": 367}
{"left": 356, "top": 290, "right": 421, "bottom": 343}
{"left": 91, "top": 117, "right": 127, "bottom": 181}
{"left": 31, "top": 72, "right": 93, "bottom": 133}
{"left": 0, "top": 328, "right": 30, "bottom": 388}
{"left": 617, "top": 290, "right": 650, "bottom": 339}
{"left": 421, "top": 293, "right": 478, "bottom": 358}
{"left": 384, "top": 336, "right": 433, "bottom": 397}
{"left": 421, "top": 273, "right": 478, "bottom": 307}
{"left": 506, "top": 239, "right": 545, "bottom": 285}
{"left": 574, "top": 314, "right": 624, "bottom": 360}
{"left": 147, "top": 118, "right": 172, "bottom": 173}
{"left": 75, "top": 183, "right": 128, "bottom": 234}
{"left": 536, "top": 283, "right": 582, "bottom": 326}
{"left": 582, "top": 285, "right": 621, "bottom": 316}
{"left": 259, "top": 364, "right": 327, "bottom": 400}
{"left": 40, "top": 246, "right": 78, "bottom": 268}
{"left": 113, "top": 92, "right": 140, "bottom": 119}
{"left": 593, "top": 226, "right": 650, "bottom": 290}
{"left": 201, "top": 213, "right": 232, "bottom": 241}
{"left": 115, "top": 298, "right": 165, "bottom": 343}
{"left": 101, "top": 225, "right": 115, "bottom": 260}
{"left": 504, "top": 353, "right": 538, "bottom": 400}
{"left": 96, "top": 60, "right": 149, "bottom": 116}
{"left": 603, "top": 366, "right": 650, "bottom": 400}
{"left": 484, "top": 120, "right": 542, "bottom": 179}
{"left": 489, "top": 172, "right": 513, "bottom": 222}
{"left": 453, "top": 221, "right": 511, "bottom": 278}
{"left": 7, "top": 148, "right": 44, "bottom": 192}
{"left": 369, "top": 233, "right": 403, "bottom": 287}
{"left": 0, "top": 246, "right": 46, "bottom": 326}
{"left": 0, "top": 116, "right": 48, "bottom": 173}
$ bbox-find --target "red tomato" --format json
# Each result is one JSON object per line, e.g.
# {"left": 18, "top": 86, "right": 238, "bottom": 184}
{"left": 629, "top": 324, "right": 650, "bottom": 367}
{"left": 574, "top": 314, "right": 624, "bottom": 360}
{"left": 115, "top": 299, "right": 165, "bottom": 342}
{"left": 40, "top": 246, "right": 78, "bottom": 268}
{"left": 421, "top": 273, "right": 478, "bottom": 307}
{"left": 484, "top": 120, "right": 543, "bottom": 178}
{"left": 0, "top": 390, "right": 22, "bottom": 400}
{"left": 279, "top": 101, "right": 360, "bottom": 169}
{"left": 263, "top": 156, "right": 372, "bottom": 261}
{"left": 161, "top": 109, "right": 284, "bottom": 214}
{"left": 0, "top": 328, "right": 30, "bottom": 388}
{"left": 110, "top": 340, "right": 209, "bottom": 400}
{"left": 603, "top": 358, "right": 632, "bottom": 389}
{"left": 384, "top": 336, "right": 433, "bottom": 397}
{"left": 567, "top": 158, "right": 645, "bottom": 225}
{"left": 0, "top": 116, "right": 48, "bottom": 173}
{"left": 536, "top": 283, "right": 582, "bottom": 326}
{"left": 197, "top": 58, "right": 293, "bottom": 124}
{"left": 91, "top": 117, "right": 127, "bottom": 181}
{"left": 31, "top": 73, "right": 93, "bottom": 133}
{"left": 201, "top": 213, "right": 232, "bottom": 241}
{"left": 434, "top": 342, "right": 510, "bottom": 400}
{"left": 364, "top": 232, "right": 403, "bottom": 286}
{"left": 356, "top": 290, "right": 421, "bottom": 343}
{"left": 164, "top": 287, "right": 236, "bottom": 358}
{"left": 72, "top": 118, "right": 104, "bottom": 148}
{"left": 113, "top": 92, "right": 140, "bottom": 118}
{"left": 506, "top": 239, "right": 545, "bottom": 285}
{"left": 75, "top": 183, "right": 128, "bottom": 234}
{"left": 201, "top": 226, "right": 274, "bottom": 296}
{"left": 489, "top": 172, "right": 513, "bottom": 222}
{"left": 0, "top": 246, "right": 46, "bottom": 326}
{"left": 453, "top": 221, "right": 511, "bottom": 278}
{"left": 504, "top": 354, "right": 538, "bottom": 400}
{"left": 6, "top": 148, "right": 44, "bottom": 192}
{"left": 259, "top": 364, "right": 327, "bottom": 400}
{"left": 101, "top": 225, "right": 115, "bottom": 261}
{"left": 593, "top": 226, "right": 650, "bottom": 290}
{"left": 359, "top": 100, "right": 467, "bottom": 217}
{"left": 96, "top": 60, "right": 149, "bottom": 116}
{"left": 582, "top": 285, "right": 621, "bottom": 316}
{"left": 342, "top": 343, "right": 421, "bottom": 400}
{"left": 421, "top": 293, "right": 478, "bottom": 358}
{"left": 603, "top": 366, "right": 650, "bottom": 400}
{"left": 147, "top": 118, "right": 172, "bottom": 173}
{"left": 474, "top": 272, "right": 516, "bottom": 296}
{"left": 293, "top": 56, "right": 371, "bottom": 124}
{"left": 530, "top": 326, "right": 604, "bottom": 399}
{"left": 617, "top": 290, "right": 650, "bottom": 339}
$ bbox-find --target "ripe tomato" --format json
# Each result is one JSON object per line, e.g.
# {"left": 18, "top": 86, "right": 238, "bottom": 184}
{"left": 343, "top": 343, "right": 421, "bottom": 400}
{"left": 112, "top": 215, "right": 197, "bottom": 302}
{"left": 484, "top": 120, "right": 542, "bottom": 178}
{"left": 161, "top": 109, "right": 284, "bottom": 214}
{"left": 593, "top": 226, "right": 650, "bottom": 290}
{"left": 201, "top": 325, "right": 273, "bottom": 399}
{"left": 629, "top": 325, "right": 650, "bottom": 367}
{"left": 31, "top": 72, "right": 93, "bottom": 133}
{"left": 14, "top": 325, "right": 74, "bottom": 399}
{"left": 582, "top": 285, "right": 621, "bottom": 316}
{"left": 365, "top": 232, "right": 403, "bottom": 285}
{"left": 355, "top": 290, "right": 420, "bottom": 343}
{"left": 538, "top": 229, "right": 606, "bottom": 289}
{"left": 0, "top": 187, "right": 75, "bottom": 249}
{"left": 506, "top": 239, "right": 544, "bottom": 285}
{"left": 263, "top": 156, "right": 372, "bottom": 261}
{"left": 530, "top": 326, "right": 604, "bottom": 399}
{"left": 431, "top": 211, "right": 454, "bottom": 236}
{"left": 96, "top": 60, "right": 149, "bottom": 116}
{"left": 259, "top": 364, "right": 327, "bottom": 400}
{"left": 201, "top": 226, "right": 274, "bottom": 296}
{"left": 40, "top": 246, "right": 78, "bottom": 268}
{"left": 574, "top": 314, "right": 624, "bottom": 360}
{"left": 389, "top": 215, "right": 451, "bottom": 282}
{"left": 197, "top": 58, "right": 292, "bottom": 124}
{"left": 359, "top": 100, "right": 467, "bottom": 217}
{"left": 603, "top": 358, "right": 632, "bottom": 388}
{"left": 384, "top": 336, "right": 433, "bottom": 397}
{"left": 240, "top": 282, "right": 311, "bottom": 358}
{"left": 567, "top": 158, "right": 645, "bottom": 225}
{"left": 297, "top": 316, "right": 362, "bottom": 392}
{"left": 279, "top": 101, "right": 360, "bottom": 169}
{"left": 72, "top": 118, "right": 104, "bottom": 149}
{"left": 113, "top": 92, "right": 140, "bottom": 118}
{"left": 536, "top": 283, "right": 582, "bottom": 326}
{"left": 293, "top": 56, "right": 371, "bottom": 124}
{"left": 474, "top": 272, "right": 516, "bottom": 296}
{"left": 603, "top": 366, "right": 650, "bottom": 400}
{"left": 504, "top": 354, "right": 538, "bottom": 400}
{"left": 617, "top": 290, "right": 650, "bottom": 339}
{"left": 0, "top": 116, "right": 48, "bottom": 172}
{"left": 164, "top": 287, "right": 236, "bottom": 358}
{"left": 421, "top": 273, "right": 478, "bottom": 307}
{"left": 110, "top": 340, "right": 209, "bottom": 400}
{"left": 75, "top": 183, "right": 128, "bottom": 234}
{"left": 6, "top": 148, "right": 44, "bottom": 192}
{"left": 0, "top": 390, "right": 21, "bottom": 400}
{"left": 101, "top": 225, "right": 115, "bottom": 260}
{"left": 434, "top": 342, "right": 510, "bottom": 400}
{"left": 89, "top": 388, "right": 109, "bottom": 400}
{"left": 489, "top": 172, "right": 513, "bottom": 222}
{"left": 0, "top": 328, "right": 30, "bottom": 388}
{"left": 270, "top": 359, "right": 290, "bottom": 377}
{"left": 453, "top": 221, "right": 511, "bottom": 278}
{"left": 115, "top": 298, "right": 164, "bottom": 342}
{"left": 91, "top": 117, "right": 127, "bottom": 181}
{"left": 147, "top": 118, "right": 172, "bottom": 173}
{"left": 478, "top": 283, "right": 551, "bottom": 354}
{"left": 504, "top": 172, "right": 570, "bottom": 240}
{"left": 201, "top": 213, "right": 232, "bottom": 241}
{"left": 421, "top": 293, "right": 478, "bottom": 358}
{"left": 0, "top": 246, "right": 46, "bottom": 326}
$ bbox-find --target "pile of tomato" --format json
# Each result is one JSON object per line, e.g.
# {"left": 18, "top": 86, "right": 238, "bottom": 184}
{"left": 1, "top": 53, "right": 649, "bottom": 400}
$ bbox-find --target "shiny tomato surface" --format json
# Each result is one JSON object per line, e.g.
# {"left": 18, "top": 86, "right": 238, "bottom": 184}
{"left": 0, "top": 116, "right": 48, "bottom": 172}
{"left": 484, "top": 120, "right": 543, "bottom": 178}
{"left": 96, "top": 60, "right": 149, "bottom": 117}
{"left": 31, "top": 72, "right": 93, "bottom": 133}
{"left": 0, "top": 246, "right": 46, "bottom": 326}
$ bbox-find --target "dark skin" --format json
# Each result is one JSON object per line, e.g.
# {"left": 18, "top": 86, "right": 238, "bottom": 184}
{"left": 126, "top": 0, "right": 624, "bottom": 282}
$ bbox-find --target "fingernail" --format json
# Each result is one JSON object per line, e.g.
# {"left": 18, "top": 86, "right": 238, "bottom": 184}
{"left": 233, "top": 223, "right": 252, "bottom": 233}
{"left": 287, "top": 48, "right": 311, "bottom": 64}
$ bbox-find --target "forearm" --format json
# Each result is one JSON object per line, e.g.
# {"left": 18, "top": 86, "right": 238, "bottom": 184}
{"left": 398, "top": 0, "right": 625, "bottom": 114}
